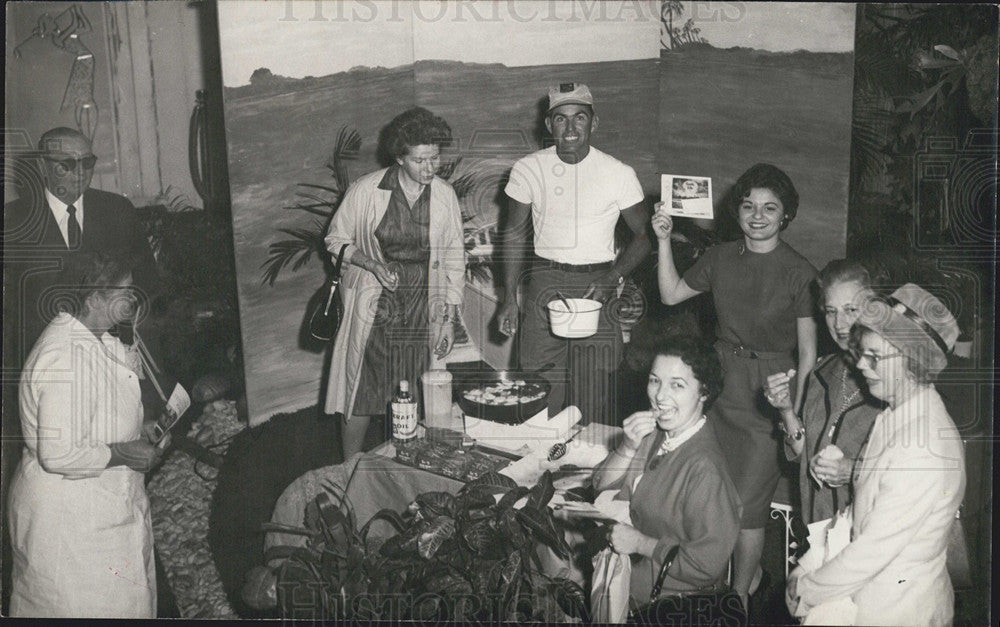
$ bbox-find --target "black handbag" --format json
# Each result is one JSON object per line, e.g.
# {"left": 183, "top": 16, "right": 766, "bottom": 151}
{"left": 628, "top": 545, "right": 747, "bottom": 626}
{"left": 307, "top": 244, "right": 350, "bottom": 342}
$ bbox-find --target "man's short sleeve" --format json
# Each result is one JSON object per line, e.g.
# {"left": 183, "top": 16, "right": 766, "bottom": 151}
{"left": 682, "top": 244, "right": 718, "bottom": 293}
{"left": 504, "top": 157, "right": 535, "bottom": 205}
{"left": 616, "top": 164, "right": 645, "bottom": 211}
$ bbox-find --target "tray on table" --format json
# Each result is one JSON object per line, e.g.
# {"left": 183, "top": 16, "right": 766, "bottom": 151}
{"left": 391, "top": 431, "right": 513, "bottom": 483}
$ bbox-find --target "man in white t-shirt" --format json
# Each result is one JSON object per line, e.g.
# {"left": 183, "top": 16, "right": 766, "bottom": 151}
{"left": 498, "top": 83, "right": 650, "bottom": 424}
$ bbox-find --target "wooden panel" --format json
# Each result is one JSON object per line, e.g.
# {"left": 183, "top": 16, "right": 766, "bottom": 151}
{"left": 146, "top": 1, "right": 206, "bottom": 208}
{"left": 104, "top": 1, "right": 144, "bottom": 200}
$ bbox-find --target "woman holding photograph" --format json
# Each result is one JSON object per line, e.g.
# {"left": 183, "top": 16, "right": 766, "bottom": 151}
{"left": 323, "top": 107, "right": 465, "bottom": 460}
{"left": 8, "top": 252, "right": 166, "bottom": 617}
{"left": 592, "top": 338, "right": 741, "bottom": 602}
{"left": 764, "top": 259, "right": 884, "bottom": 525}
{"left": 652, "top": 163, "right": 818, "bottom": 610}
{"left": 786, "top": 284, "right": 965, "bottom": 626}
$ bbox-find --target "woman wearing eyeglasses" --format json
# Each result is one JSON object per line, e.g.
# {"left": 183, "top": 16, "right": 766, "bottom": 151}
{"left": 7, "top": 253, "right": 167, "bottom": 617}
{"left": 763, "top": 260, "right": 884, "bottom": 525}
{"left": 786, "top": 284, "right": 966, "bottom": 626}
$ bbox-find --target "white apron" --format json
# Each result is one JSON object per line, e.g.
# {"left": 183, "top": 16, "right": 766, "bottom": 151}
{"left": 8, "top": 313, "right": 156, "bottom": 618}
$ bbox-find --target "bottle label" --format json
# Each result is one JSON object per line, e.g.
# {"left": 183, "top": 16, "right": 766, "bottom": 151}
{"left": 391, "top": 400, "right": 418, "bottom": 440}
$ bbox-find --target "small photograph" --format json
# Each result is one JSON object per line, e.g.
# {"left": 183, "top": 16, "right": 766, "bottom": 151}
{"left": 673, "top": 176, "right": 709, "bottom": 199}
{"left": 661, "top": 174, "right": 713, "bottom": 219}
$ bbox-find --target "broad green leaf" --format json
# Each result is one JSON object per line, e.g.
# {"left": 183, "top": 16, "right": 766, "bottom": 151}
{"left": 415, "top": 491, "right": 457, "bottom": 518}
{"left": 550, "top": 577, "right": 590, "bottom": 621}
{"left": 417, "top": 516, "right": 456, "bottom": 560}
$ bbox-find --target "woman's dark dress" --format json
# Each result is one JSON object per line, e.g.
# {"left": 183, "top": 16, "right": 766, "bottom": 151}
{"left": 352, "top": 167, "right": 431, "bottom": 415}
{"left": 683, "top": 240, "right": 817, "bottom": 527}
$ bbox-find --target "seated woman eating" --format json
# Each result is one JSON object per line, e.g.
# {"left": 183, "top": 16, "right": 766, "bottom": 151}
{"left": 592, "top": 338, "right": 742, "bottom": 603}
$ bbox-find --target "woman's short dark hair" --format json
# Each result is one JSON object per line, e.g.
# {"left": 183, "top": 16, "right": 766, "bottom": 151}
{"left": 848, "top": 324, "right": 935, "bottom": 385}
{"left": 60, "top": 251, "right": 132, "bottom": 311}
{"left": 651, "top": 337, "right": 724, "bottom": 410}
{"left": 384, "top": 107, "right": 453, "bottom": 161}
{"left": 731, "top": 163, "right": 799, "bottom": 228}
{"left": 817, "top": 259, "right": 874, "bottom": 306}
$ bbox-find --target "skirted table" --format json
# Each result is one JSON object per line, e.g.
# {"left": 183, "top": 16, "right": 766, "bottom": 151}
{"left": 267, "top": 419, "right": 621, "bottom": 551}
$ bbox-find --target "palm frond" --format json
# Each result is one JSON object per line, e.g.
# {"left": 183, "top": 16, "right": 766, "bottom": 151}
{"left": 260, "top": 239, "right": 314, "bottom": 286}
{"left": 260, "top": 222, "right": 328, "bottom": 285}
{"left": 465, "top": 264, "right": 492, "bottom": 285}
{"left": 285, "top": 203, "right": 338, "bottom": 219}
{"left": 288, "top": 189, "right": 341, "bottom": 216}
{"left": 328, "top": 126, "right": 362, "bottom": 191}
{"left": 297, "top": 183, "right": 342, "bottom": 195}
{"left": 437, "top": 156, "right": 464, "bottom": 182}
{"left": 449, "top": 171, "right": 480, "bottom": 202}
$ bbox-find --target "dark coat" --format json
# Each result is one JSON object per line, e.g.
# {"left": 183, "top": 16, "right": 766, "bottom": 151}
{"left": 792, "top": 353, "right": 883, "bottom": 524}
{"left": 3, "top": 188, "right": 159, "bottom": 363}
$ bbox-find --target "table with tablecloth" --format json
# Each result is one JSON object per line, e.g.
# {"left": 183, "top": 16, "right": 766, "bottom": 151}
{"left": 266, "top": 415, "right": 621, "bottom": 554}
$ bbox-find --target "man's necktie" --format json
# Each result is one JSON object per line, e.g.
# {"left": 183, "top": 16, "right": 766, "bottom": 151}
{"left": 66, "top": 204, "right": 81, "bottom": 249}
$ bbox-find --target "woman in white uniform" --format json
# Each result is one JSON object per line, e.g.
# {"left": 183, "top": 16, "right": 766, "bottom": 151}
{"left": 786, "top": 284, "right": 966, "bottom": 626}
{"left": 7, "top": 252, "right": 168, "bottom": 618}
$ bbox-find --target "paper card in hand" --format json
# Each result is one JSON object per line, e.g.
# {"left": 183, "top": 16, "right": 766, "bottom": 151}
{"left": 661, "top": 174, "right": 713, "bottom": 219}
{"left": 152, "top": 383, "right": 191, "bottom": 443}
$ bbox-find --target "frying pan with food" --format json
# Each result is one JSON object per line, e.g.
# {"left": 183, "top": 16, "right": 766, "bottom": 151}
{"left": 454, "top": 364, "right": 554, "bottom": 425}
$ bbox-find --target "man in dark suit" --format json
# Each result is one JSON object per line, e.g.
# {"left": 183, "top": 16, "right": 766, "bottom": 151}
{"left": 3, "top": 128, "right": 164, "bottom": 597}
{"left": 4, "top": 127, "right": 159, "bottom": 357}
{"left": 3, "top": 127, "right": 186, "bottom": 617}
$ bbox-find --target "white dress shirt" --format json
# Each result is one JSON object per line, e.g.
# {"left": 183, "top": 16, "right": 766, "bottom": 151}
{"left": 45, "top": 188, "right": 85, "bottom": 247}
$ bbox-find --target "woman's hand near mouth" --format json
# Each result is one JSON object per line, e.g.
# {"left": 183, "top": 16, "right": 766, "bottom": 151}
{"left": 621, "top": 410, "right": 658, "bottom": 453}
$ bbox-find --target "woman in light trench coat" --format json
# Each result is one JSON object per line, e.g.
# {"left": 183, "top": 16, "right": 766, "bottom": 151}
{"left": 323, "top": 107, "right": 465, "bottom": 460}
{"left": 786, "top": 284, "right": 966, "bottom": 626}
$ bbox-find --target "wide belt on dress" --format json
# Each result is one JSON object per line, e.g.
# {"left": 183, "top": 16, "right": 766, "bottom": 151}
{"left": 715, "top": 338, "right": 790, "bottom": 360}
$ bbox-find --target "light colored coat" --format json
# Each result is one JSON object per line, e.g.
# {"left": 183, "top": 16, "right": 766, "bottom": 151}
{"left": 9, "top": 313, "right": 155, "bottom": 617}
{"left": 794, "top": 386, "right": 965, "bottom": 626}
{"left": 323, "top": 168, "right": 465, "bottom": 420}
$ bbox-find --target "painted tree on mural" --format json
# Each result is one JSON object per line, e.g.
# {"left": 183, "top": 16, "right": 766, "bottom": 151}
{"left": 660, "top": 1, "right": 707, "bottom": 51}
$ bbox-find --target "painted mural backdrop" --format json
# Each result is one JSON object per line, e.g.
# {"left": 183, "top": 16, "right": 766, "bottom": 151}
{"left": 219, "top": 1, "right": 660, "bottom": 423}
{"left": 218, "top": 0, "right": 854, "bottom": 424}
{"left": 658, "top": 1, "right": 856, "bottom": 267}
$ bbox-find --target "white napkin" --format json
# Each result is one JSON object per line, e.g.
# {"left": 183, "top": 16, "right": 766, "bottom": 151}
{"left": 593, "top": 488, "right": 632, "bottom": 524}
{"left": 464, "top": 405, "right": 582, "bottom": 454}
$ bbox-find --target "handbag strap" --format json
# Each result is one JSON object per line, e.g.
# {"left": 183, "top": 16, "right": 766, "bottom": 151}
{"left": 649, "top": 544, "right": 681, "bottom": 601}
{"left": 332, "top": 243, "right": 349, "bottom": 279}
{"left": 322, "top": 244, "right": 351, "bottom": 315}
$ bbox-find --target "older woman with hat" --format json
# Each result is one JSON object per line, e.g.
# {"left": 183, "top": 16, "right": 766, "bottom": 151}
{"left": 786, "top": 284, "right": 966, "bottom": 626}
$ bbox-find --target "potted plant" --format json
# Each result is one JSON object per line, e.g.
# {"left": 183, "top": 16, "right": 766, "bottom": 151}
{"left": 242, "top": 470, "right": 589, "bottom": 622}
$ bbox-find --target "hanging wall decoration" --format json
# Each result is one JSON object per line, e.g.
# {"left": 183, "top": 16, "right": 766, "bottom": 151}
{"left": 12, "top": 4, "right": 99, "bottom": 140}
